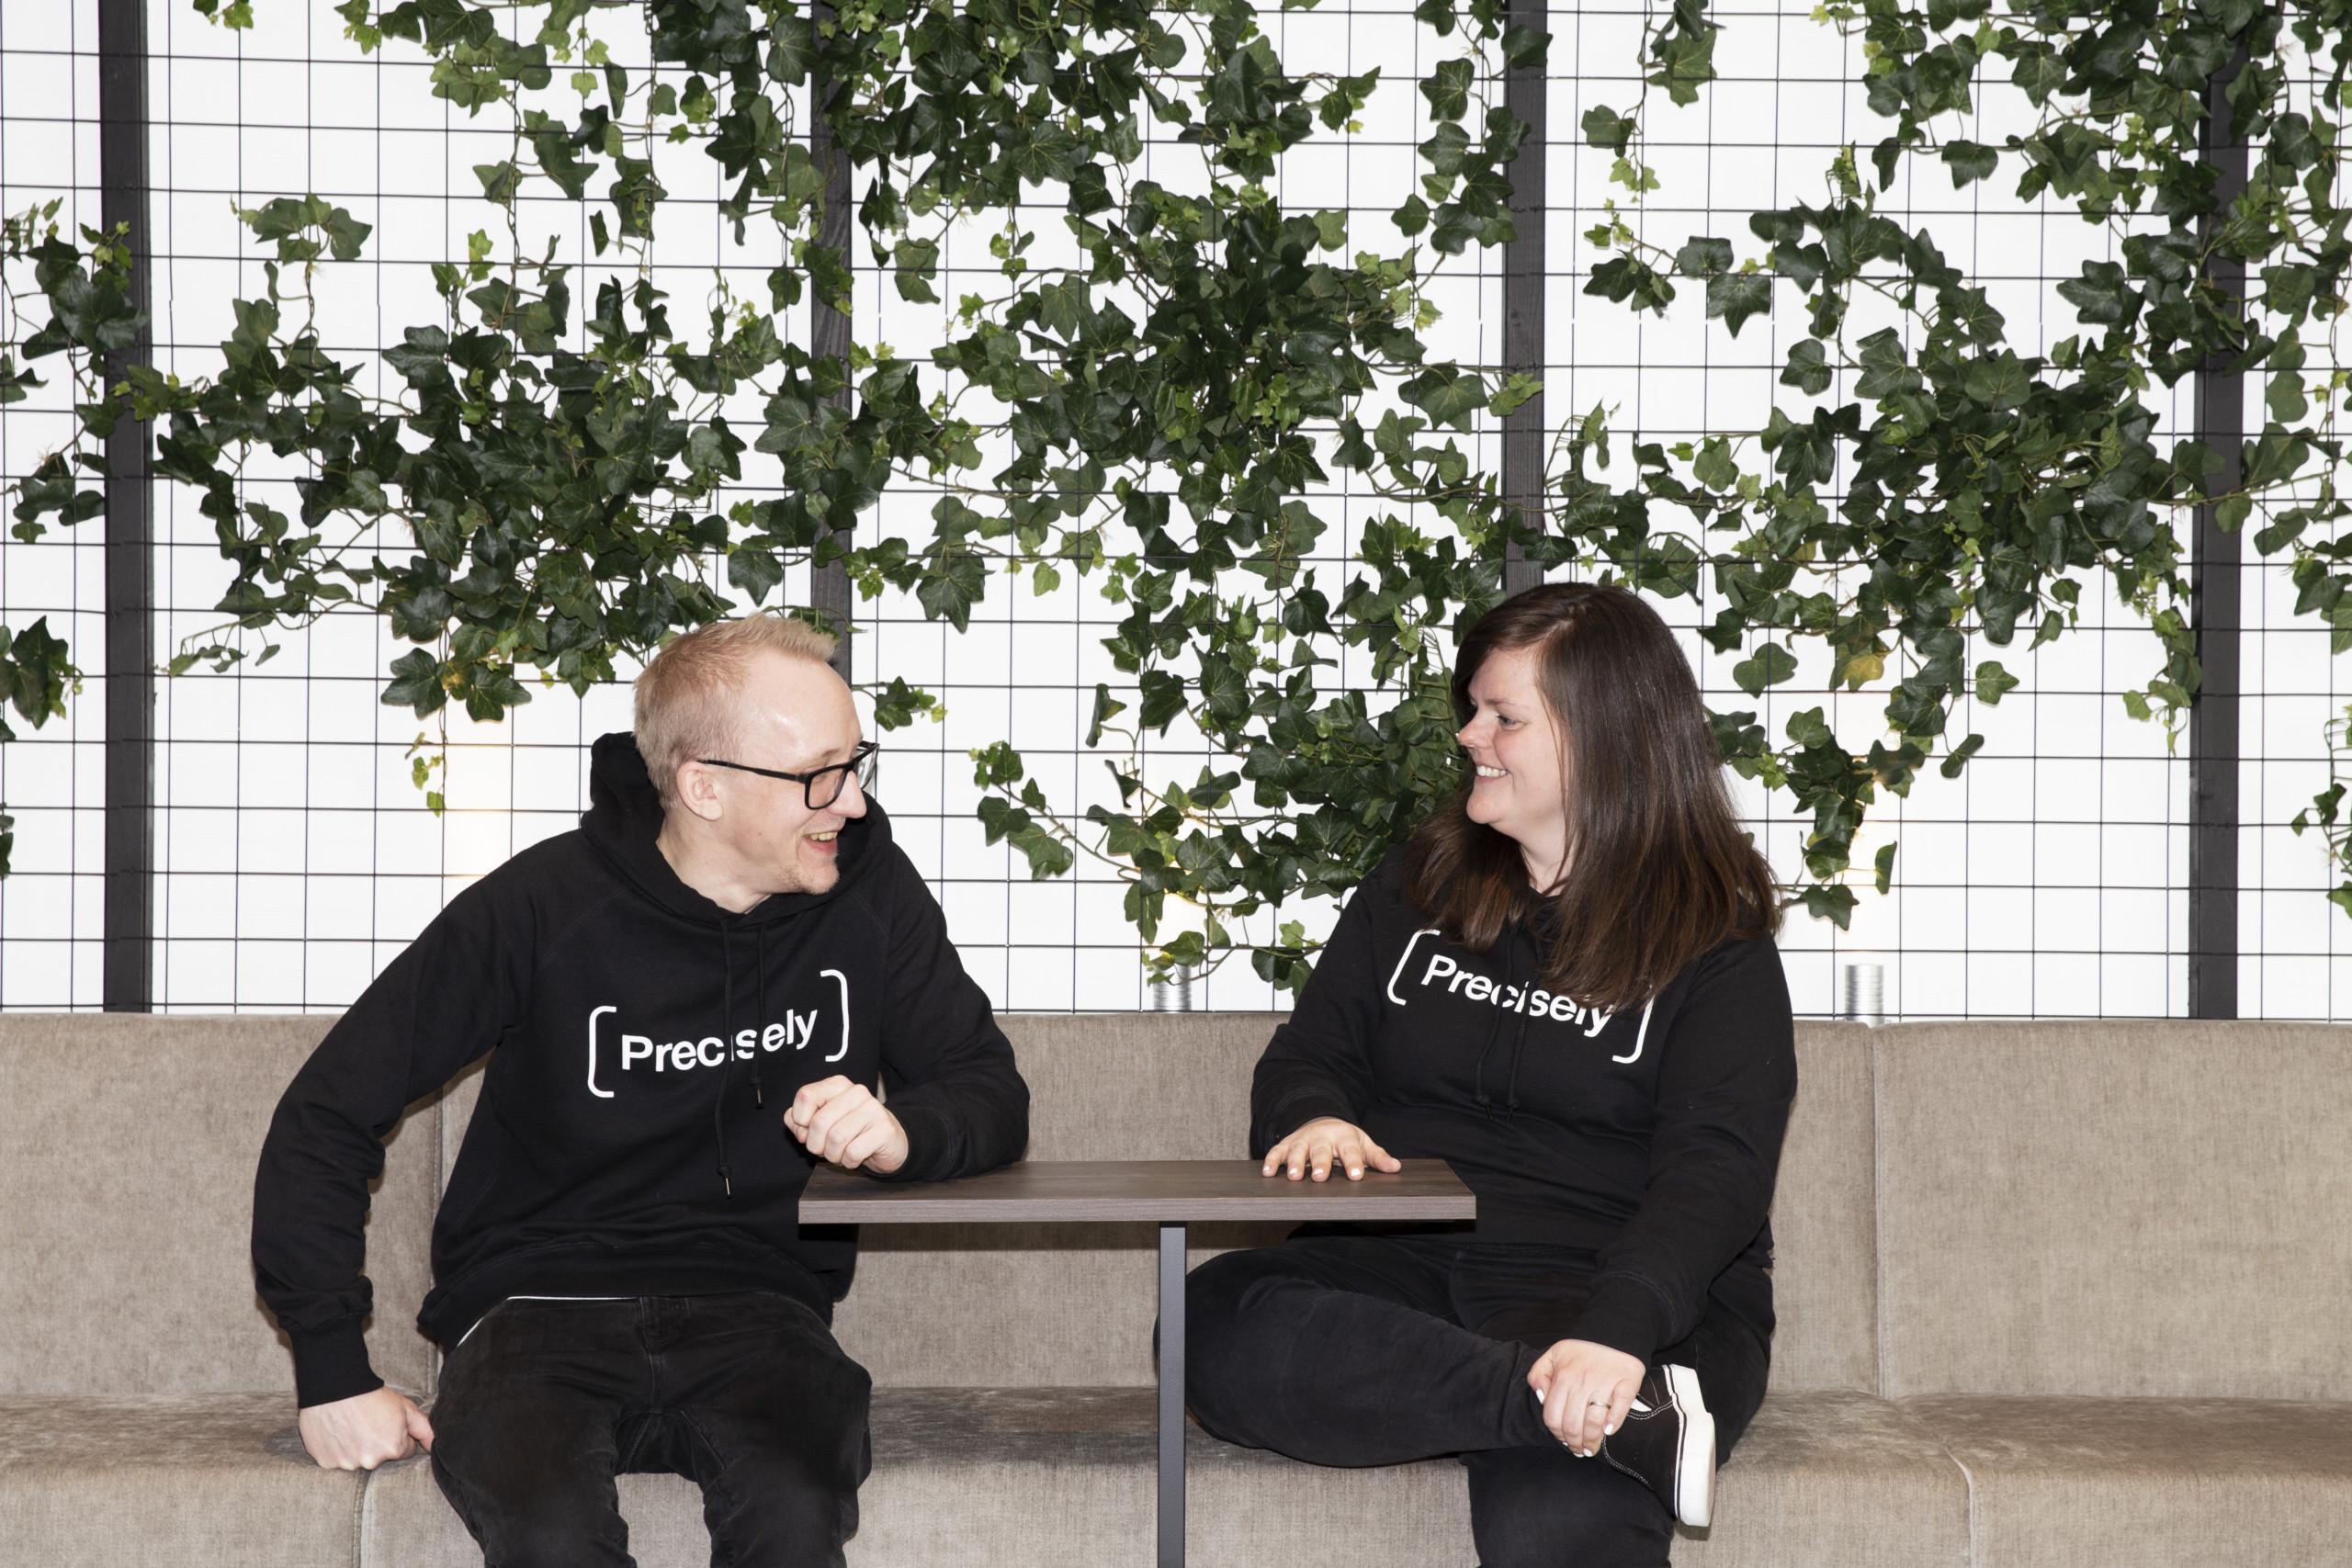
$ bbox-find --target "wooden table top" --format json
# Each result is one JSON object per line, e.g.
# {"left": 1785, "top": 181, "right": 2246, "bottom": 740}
{"left": 800, "top": 1158, "right": 1477, "bottom": 1224}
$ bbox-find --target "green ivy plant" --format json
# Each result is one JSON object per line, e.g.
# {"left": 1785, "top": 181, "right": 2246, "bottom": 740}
{"left": 3, "top": 0, "right": 2349, "bottom": 981}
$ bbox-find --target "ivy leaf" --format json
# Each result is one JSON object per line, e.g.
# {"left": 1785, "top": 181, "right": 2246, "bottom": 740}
{"left": 2056, "top": 259, "right": 2137, "bottom": 326}
{"left": 1781, "top": 339, "right": 1835, "bottom": 396}
{"left": 915, "top": 548, "right": 987, "bottom": 632}
{"left": 1420, "top": 58, "right": 1475, "bottom": 122}
{"left": 892, "top": 238, "right": 939, "bottom": 303}
{"left": 1580, "top": 104, "right": 1634, "bottom": 154}
{"left": 1674, "top": 237, "right": 1733, "bottom": 276}
{"left": 1962, "top": 351, "right": 2030, "bottom": 411}
{"left": 1732, "top": 642, "right": 1799, "bottom": 695}
{"left": 2011, "top": 50, "right": 2067, "bottom": 106}
{"left": 1939, "top": 732, "right": 1986, "bottom": 778}
{"left": 1974, "top": 660, "right": 2019, "bottom": 705}
{"left": 1087, "top": 682, "right": 1126, "bottom": 747}
{"left": 1784, "top": 706, "right": 1835, "bottom": 748}
{"left": 728, "top": 546, "right": 785, "bottom": 606}
{"left": 1941, "top": 141, "right": 1999, "bottom": 187}
{"left": 1399, "top": 366, "right": 1487, "bottom": 432}
{"left": 1797, "top": 883, "right": 1858, "bottom": 929}
{"left": 2268, "top": 368, "right": 2309, "bottom": 424}
{"left": 1501, "top": 27, "right": 1550, "bottom": 68}
{"left": 1707, "top": 273, "right": 1772, "bottom": 337}
{"left": 1693, "top": 436, "right": 1739, "bottom": 491}
{"left": 473, "top": 161, "right": 519, "bottom": 209}
{"left": 380, "top": 648, "right": 447, "bottom": 716}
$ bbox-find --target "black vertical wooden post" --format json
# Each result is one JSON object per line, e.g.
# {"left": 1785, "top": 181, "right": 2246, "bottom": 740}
{"left": 808, "top": 3, "right": 854, "bottom": 683}
{"left": 1500, "top": 0, "right": 1547, "bottom": 596}
{"left": 97, "top": 0, "right": 153, "bottom": 1011}
{"left": 2189, "top": 40, "right": 2251, "bottom": 1021}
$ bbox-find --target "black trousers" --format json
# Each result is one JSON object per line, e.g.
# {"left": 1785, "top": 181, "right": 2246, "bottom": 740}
{"left": 428, "top": 1292, "right": 873, "bottom": 1568}
{"left": 1184, "top": 1230, "right": 1772, "bottom": 1568}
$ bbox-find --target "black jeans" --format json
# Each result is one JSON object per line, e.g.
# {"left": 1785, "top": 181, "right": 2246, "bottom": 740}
{"left": 428, "top": 1292, "right": 873, "bottom": 1568}
{"left": 1184, "top": 1230, "right": 1772, "bottom": 1568}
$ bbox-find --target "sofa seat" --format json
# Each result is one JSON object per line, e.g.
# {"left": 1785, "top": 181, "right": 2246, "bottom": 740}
{"left": 1899, "top": 1393, "right": 2352, "bottom": 1568}
{"left": 364, "top": 1388, "right": 1986, "bottom": 1567}
{"left": 5, "top": 1387, "right": 1978, "bottom": 1568}
{"left": 0, "top": 1393, "right": 364, "bottom": 1568}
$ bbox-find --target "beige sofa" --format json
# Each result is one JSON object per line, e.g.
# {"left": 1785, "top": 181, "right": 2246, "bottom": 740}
{"left": 2, "top": 1011, "right": 2347, "bottom": 1567}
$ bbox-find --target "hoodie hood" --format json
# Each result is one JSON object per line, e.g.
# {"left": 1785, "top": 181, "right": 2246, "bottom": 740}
{"left": 581, "top": 729, "right": 891, "bottom": 926}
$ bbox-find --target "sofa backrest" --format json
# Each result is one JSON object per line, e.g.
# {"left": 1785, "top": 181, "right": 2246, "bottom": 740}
{"left": 1871, "top": 1020, "right": 2352, "bottom": 1401}
{"left": 0, "top": 1012, "right": 441, "bottom": 1399}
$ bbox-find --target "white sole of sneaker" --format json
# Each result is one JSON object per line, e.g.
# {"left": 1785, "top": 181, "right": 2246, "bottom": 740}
{"left": 1665, "top": 1363, "right": 1717, "bottom": 1529}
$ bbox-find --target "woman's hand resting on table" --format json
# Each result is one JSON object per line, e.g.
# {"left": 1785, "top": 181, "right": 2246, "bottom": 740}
{"left": 1529, "top": 1338, "right": 1645, "bottom": 1457}
{"left": 1261, "top": 1117, "right": 1402, "bottom": 1182}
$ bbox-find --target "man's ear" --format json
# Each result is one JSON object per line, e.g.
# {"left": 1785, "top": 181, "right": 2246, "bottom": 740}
{"left": 673, "top": 761, "right": 725, "bottom": 823}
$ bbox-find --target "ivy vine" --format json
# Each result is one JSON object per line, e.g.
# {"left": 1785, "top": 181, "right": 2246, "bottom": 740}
{"left": 4, "top": 0, "right": 2350, "bottom": 987}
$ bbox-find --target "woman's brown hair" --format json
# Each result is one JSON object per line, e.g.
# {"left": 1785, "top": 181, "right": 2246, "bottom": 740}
{"left": 1402, "top": 581, "right": 1781, "bottom": 1010}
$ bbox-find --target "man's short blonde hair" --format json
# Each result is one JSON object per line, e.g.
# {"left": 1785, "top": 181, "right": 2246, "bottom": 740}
{"left": 634, "top": 615, "right": 840, "bottom": 811}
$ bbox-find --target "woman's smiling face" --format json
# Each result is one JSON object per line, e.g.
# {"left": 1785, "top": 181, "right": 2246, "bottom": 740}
{"left": 1455, "top": 642, "right": 1571, "bottom": 882}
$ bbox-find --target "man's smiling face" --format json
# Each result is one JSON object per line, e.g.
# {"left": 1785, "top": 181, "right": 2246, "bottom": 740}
{"left": 703, "top": 652, "right": 869, "bottom": 897}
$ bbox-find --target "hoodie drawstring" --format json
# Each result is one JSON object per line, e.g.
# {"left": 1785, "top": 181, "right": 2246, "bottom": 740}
{"left": 1469, "top": 919, "right": 1519, "bottom": 1117}
{"left": 752, "top": 924, "right": 769, "bottom": 1109}
{"left": 716, "top": 919, "right": 738, "bottom": 1197}
{"left": 1500, "top": 937, "right": 1532, "bottom": 1115}
{"left": 713, "top": 917, "right": 777, "bottom": 1198}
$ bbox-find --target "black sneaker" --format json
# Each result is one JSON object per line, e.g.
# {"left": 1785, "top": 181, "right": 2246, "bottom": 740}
{"left": 1599, "top": 1363, "right": 1716, "bottom": 1528}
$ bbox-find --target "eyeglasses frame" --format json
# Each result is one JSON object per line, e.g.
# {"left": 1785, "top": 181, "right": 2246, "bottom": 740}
{"left": 695, "top": 739, "right": 879, "bottom": 811}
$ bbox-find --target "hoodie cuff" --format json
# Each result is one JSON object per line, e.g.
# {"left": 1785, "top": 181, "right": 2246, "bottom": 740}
{"left": 291, "top": 1319, "right": 384, "bottom": 1410}
{"left": 1566, "top": 1275, "right": 1675, "bottom": 1367}
{"left": 872, "top": 1102, "right": 957, "bottom": 1183}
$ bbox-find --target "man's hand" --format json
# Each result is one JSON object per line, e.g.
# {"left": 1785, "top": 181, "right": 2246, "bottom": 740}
{"left": 1261, "top": 1117, "right": 1402, "bottom": 1182}
{"left": 786, "top": 1075, "right": 910, "bottom": 1173}
{"left": 296, "top": 1386, "right": 434, "bottom": 1472}
{"left": 1529, "top": 1338, "right": 1645, "bottom": 1458}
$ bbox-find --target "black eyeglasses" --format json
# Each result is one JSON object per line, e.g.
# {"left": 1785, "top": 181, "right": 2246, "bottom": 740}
{"left": 697, "top": 740, "right": 878, "bottom": 810}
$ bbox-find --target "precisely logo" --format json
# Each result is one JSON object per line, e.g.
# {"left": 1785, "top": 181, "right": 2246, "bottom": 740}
{"left": 1386, "top": 927, "right": 1610, "bottom": 1034}
{"left": 1384, "top": 928, "right": 1653, "bottom": 1064}
{"left": 584, "top": 968, "right": 852, "bottom": 1098}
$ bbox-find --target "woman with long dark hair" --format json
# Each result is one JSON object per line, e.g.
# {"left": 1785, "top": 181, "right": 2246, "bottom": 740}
{"left": 1185, "top": 582, "right": 1796, "bottom": 1565}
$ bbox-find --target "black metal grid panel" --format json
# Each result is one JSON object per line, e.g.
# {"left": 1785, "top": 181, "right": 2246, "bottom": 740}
{"left": 0, "top": 2, "right": 2341, "bottom": 1019}
{"left": 0, "top": 2, "right": 110, "bottom": 1009}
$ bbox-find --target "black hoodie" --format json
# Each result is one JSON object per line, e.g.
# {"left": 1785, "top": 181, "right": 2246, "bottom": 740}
{"left": 253, "top": 732, "right": 1031, "bottom": 1408}
{"left": 1250, "top": 847, "right": 1795, "bottom": 1366}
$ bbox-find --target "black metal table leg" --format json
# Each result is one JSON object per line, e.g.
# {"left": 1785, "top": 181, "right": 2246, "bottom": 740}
{"left": 1158, "top": 1220, "right": 1185, "bottom": 1567}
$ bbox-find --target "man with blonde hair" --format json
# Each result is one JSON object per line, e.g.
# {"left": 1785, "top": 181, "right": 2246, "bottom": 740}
{"left": 253, "top": 613, "right": 1030, "bottom": 1566}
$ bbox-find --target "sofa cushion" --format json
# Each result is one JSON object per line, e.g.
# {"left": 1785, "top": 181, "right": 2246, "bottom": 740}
{"left": 0, "top": 1014, "right": 441, "bottom": 1399}
{"left": 359, "top": 1387, "right": 1963, "bottom": 1566}
{"left": 1901, "top": 1393, "right": 2352, "bottom": 1568}
{"left": 1873, "top": 1021, "right": 2352, "bottom": 1400}
{"left": 0, "top": 1392, "right": 362, "bottom": 1567}
{"left": 1678, "top": 1390, "right": 1971, "bottom": 1568}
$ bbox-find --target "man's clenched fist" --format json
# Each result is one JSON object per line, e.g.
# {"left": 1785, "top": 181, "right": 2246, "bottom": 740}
{"left": 786, "top": 1075, "right": 910, "bottom": 1173}
{"left": 297, "top": 1385, "right": 434, "bottom": 1471}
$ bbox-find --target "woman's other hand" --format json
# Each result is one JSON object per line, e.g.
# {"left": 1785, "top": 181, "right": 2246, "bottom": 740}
{"left": 1261, "top": 1117, "right": 1402, "bottom": 1182}
{"left": 1529, "top": 1338, "right": 1645, "bottom": 1456}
